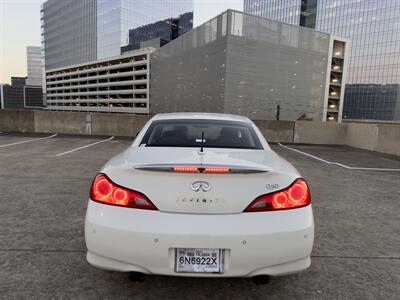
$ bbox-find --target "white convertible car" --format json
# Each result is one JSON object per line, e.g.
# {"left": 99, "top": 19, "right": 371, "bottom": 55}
{"left": 85, "top": 113, "right": 314, "bottom": 283}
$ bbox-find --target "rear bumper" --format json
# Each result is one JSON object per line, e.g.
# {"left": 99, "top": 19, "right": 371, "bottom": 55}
{"left": 85, "top": 200, "right": 314, "bottom": 277}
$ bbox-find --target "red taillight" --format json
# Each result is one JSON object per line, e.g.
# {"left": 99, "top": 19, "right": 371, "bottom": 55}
{"left": 172, "top": 166, "right": 231, "bottom": 173}
{"left": 90, "top": 174, "right": 157, "bottom": 210}
{"left": 173, "top": 167, "right": 199, "bottom": 172}
{"left": 204, "top": 167, "right": 230, "bottom": 173}
{"left": 244, "top": 179, "right": 311, "bottom": 212}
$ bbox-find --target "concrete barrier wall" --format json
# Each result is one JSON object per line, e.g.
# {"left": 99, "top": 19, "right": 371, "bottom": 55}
{"left": 0, "top": 109, "right": 399, "bottom": 156}
{"left": 253, "top": 120, "right": 294, "bottom": 143}
{"left": 34, "top": 110, "right": 90, "bottom": 135}
{"left": 375, "top": 124, "right": 400, "bottom": 157}
{"left": 294, "top": 121, "right": 400, "bottom": 156}
{"left": 91, "top": 113, "right": 151, "bottom": 137}
{"left": 0, "top": 110, "right": 152, "bottom": 137}
{"left": 345, "top": 123, "right": 379, "bottom": 151}
{"left": 294, "top": 121, "right": 347, "bottom": 145}
{"left": 0, "top": 109, "right": 34, "bottom": 133}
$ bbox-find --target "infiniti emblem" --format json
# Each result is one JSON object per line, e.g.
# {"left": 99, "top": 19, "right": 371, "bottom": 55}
{"left": 190, "top": 181, "right": 212, "bottom": 192}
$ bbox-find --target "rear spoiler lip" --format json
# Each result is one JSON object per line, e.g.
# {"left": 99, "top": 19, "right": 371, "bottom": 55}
{"left": 133, "top": 163, "right": 271, "bottom": 174}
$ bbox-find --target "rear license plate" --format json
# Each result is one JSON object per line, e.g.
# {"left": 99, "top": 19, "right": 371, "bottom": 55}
{"left": 175, "top": 248, "right": 224, "bottom": 273}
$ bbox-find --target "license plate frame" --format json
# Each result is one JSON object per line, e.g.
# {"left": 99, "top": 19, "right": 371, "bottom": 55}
{"left": 175, "top": 248, "right": 224, "bottom": 274}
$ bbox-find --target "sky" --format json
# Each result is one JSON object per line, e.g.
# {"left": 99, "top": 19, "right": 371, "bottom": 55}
{"left": 0, "top": 0, "right": 243, "bottom": 84}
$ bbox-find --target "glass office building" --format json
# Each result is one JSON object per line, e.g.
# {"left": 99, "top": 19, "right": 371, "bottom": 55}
{"left": 244, "top": 0, "right": 400, "bottom": 121}
{"left": 41, "top": 0, "right": 97, "bottom": 70}
{"left": 26, "top": 46, "right": 43, "bottom": 87}
{"left": 121, "top": 11, "right": 193, "bottom": 53}
{"left": 42, "top": 0, "right": 193, "bottom": 68}
{"left": 96, "top": 0, "right": 193, "bottom": 59}
{"left": 244, "top": 0, "right": 302, "bottom": 25}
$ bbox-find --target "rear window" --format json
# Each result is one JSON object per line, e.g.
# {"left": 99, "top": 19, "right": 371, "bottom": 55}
{"left": 140, "top": 119, "right": 263, "bottom": 149}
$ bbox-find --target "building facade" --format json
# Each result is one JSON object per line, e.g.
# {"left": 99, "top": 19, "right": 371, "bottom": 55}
{"left": 41, "top": 0, "right": 97, "bottom": 70}
{"left": 10, "top": 77, "right": 26, "bottom": 88}
{"left": 0, "top": 83, "right": 43, "bottom": 109}
{"left": 45, "top": 48, "right": 154, "bottom": 114}
{"left": 244, "top": 0, "right": 400, "bottom": 121}
{"left": 0, "top": 85, "right": 24, "bottom": 109}
{"left": 42, "top": 0, "right": 193, "bottom": 70}
{"left": 150, "top": 10, "right": 347, "bottom": 122}
{"left": 26, "top": 46, "right": 43, "bottom": 86}
{"left": 0, "top": 50, "right": 44, "bottom": 109}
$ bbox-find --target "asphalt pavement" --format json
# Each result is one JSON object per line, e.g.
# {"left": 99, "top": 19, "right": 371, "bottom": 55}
{"left": 0, "top": 133, "right": 399, "bottom": 299}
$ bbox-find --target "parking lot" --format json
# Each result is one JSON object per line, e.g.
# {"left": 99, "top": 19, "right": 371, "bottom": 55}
{"left": 0, "top": 132, "right": 399, "bottom": 299}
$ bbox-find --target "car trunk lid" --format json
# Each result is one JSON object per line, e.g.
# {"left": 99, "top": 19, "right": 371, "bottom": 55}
{"left": 103, "top": 147, "right": 298, "bottom": 214}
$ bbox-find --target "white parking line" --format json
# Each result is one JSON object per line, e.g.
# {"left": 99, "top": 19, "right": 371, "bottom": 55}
{"left": 0, "top": 134, "right": 58, "bottom": 148}
{"left": 278, "top": 143, "right": 400, "bottom": 172}
{"left": 56, "top": 136, "right": 115, "bottom": 157}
